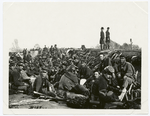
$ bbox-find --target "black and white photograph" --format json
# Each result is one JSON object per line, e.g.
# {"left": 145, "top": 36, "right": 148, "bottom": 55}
{"left": 3, "top": 1, "right": 148, "bottom": 115}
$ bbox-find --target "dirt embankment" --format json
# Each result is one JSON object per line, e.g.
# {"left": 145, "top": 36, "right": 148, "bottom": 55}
{"left": 9, "top": 93, "right": 71, "bottom": 109}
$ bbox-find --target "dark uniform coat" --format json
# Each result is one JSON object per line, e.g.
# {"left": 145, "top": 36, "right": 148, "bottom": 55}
{"left": 106, "top": 30, "right": 110, "bottom": 43}
{"left": 98, "top": 57, "right": 112, "bottom": 72}
{"left": 100, "top": 31, "right": 105, "bottom": 44}
{"left": 26, "top": 54, "right": 32, "bottom": 62}
{"left": 79, "top": 66, "right": 93, "bottom": 79}
{"left": 117, "top": 62, "right": 135, "bottom": 80}
{"left": 12, "top": 68, "right": 24, "bottom": 86}
{"left": 59, "top": 71, "right": 78, "bottom": 91}
{"left": 92, "top": 75, "right": 117, "bottom": 103}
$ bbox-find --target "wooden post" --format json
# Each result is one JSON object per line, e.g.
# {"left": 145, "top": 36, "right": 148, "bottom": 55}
{"left": 130, "top": 38, "right": 133, "bottom": 50}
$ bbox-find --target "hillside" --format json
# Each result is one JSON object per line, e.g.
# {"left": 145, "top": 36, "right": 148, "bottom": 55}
{"left": 95, "top": 40, "right": 140, "bottom": 50}
{"left": 95, "top": 40, "right": 121, "bottom": 50}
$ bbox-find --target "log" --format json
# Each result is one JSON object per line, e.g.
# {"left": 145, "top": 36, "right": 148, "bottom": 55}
{"left": 33, "top": 91, "right": 64, "bottom": 101}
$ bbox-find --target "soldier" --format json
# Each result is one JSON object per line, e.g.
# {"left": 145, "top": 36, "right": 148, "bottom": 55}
{"left": 93, "top": 53, "right": 112, "bottom": 73}
{"left": 78, "top": 61, "right": 93, "bottom": 80}
{"left": 106, "top": 27, "right": 110, "bottom": 49}
{"left": 100, "top": 27, "right": 105, "bottom": 50}
{"left": 33, "top": 69, "right": 56, "bottom": 97}
{"left": 11, "top": 63, "right": 30, "bottom": 93}
{"left": 116, "top": 55, "right": 136, "bottom": 101}
{"left": 91, "top": 66, "right": 120, "bottom": 108}
{"left": 9, "top": 61, "right": 15, "bottom": 83}
{"left": 58, "top": 64, "right": 89, "bottom": 97}
{"left": 26, "top": 51, "right": 32, "bottom": 63}
{"left": 50, "top": 45, "right": 54, "bottom": 55}
{"left": 73, "top": 57, "right": 82, "bottom": 73}
{"left": 54, "top": 44, "right": 58, "bottom": 53}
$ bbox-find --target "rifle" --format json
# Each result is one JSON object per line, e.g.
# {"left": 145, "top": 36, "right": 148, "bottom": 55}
{"left": 33, "top": 91, "right": 64, "bottom": 101}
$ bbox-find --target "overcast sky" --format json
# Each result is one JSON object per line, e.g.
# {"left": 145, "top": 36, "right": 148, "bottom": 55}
{"left": 3, "top": 2, "right": 148, "bottom": 49}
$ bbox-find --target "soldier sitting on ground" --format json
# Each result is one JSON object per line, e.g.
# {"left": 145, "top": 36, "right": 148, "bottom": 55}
{"left": 93, "top": 53, "right": 112, "bottom": 73}
{"left": 116, "top": 55, "right": 136, "bottom": 101}
{"left": 91, "top": 66, "right": 120, "bottom": 108}
{"left": 58, "top": 64, "right": 89, "bottom": 98}
{"left": 78, "top": 61, "right": 93, "bottom": 80}
{"left": 10, "top": 62, "right": 30, "bottom": 94}
{"left": 33, "top": 69, "right": 56, "bottom": 97}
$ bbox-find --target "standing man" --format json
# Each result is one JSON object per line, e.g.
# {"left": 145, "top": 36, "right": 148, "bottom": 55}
{"left": 50, "top": 45, "right": 54, "bottom": 55}
{"left": 106, "top": 27, "right": 110, "bottom": 49}
{"left": 100, "top": 27, "right": 105, "bottom": 50}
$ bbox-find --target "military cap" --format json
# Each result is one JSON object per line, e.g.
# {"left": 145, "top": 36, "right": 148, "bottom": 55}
{"left": 34, "top": 71, "right": 40, "bottom": 75}
{"left": 9, "top": 62, "right": 15, "bottom": 66}
{"left": 17, "top": 63, "right": 24, "bottom": 66}
{"left": 99, "top": 52, "right": 104, "bottom": 56}
{"left": 120, "top": 54, "right": 126, "bottom": 59}
{"left": 41, "top": 69, "right": 47, "bottom": 73}
{"left": 107, "top": 27, "right": 110, "bottom": 29}
{"left": 101, "top": 27, "right": 104, "bottom": 29}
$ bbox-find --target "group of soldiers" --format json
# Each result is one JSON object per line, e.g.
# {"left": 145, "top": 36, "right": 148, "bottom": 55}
{"left": 9, "top": 44, "right": 139, "bottom": 108}
{"left": 100, "top": 27, "right": 110, "bottom": 50}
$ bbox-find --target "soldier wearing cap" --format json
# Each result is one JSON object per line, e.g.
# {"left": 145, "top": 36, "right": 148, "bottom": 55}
{"left": 74, "top": 57, "right": 82, "bottom": 72}
{"left": 33, "top": 68, "right": 56, "bottom": 96}
{"left": 100, "top": 27, "right": 105, "bottom": 50}
{"left": 78, "top": 60, "right": 93, "bottom": 80}
{"left": 116, "top": 55, "right": 136, "bottom": 101}
{"left": 91, "top": 66, "right": 119, "bottom": 108}
{"left": 58, "top": 64, "right": 89, "bottom": 97}
{"left": 94, "top": 53, "right": 112, "bottom": 73}
{"left": 58, "top": 64, "right": 79, "bottom": 96}
{"left": 106, "top": 27, "right": 110, "bottom": 49}
{"left": 10, "top": 63, "right": 29, "bottom": 93}
{"left": 26, "top": 51, "right": 32, "bottom": 63}
{"left": 50, "top": 45, "right": 54, "bottom": 55}
{"left": 43, "top": 45, "right": 48, "bottom": 52}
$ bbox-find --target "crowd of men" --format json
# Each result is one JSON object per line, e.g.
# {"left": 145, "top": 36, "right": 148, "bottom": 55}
{"left": 9, "top": 44, "right": 138, "bottom": 108}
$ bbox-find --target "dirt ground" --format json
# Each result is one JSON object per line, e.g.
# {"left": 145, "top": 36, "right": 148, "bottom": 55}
{"left": 9, "top": 93, "right": 71, "bottom": 109}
